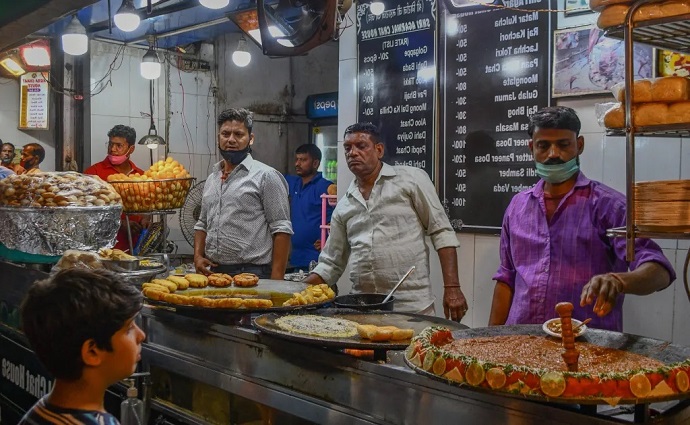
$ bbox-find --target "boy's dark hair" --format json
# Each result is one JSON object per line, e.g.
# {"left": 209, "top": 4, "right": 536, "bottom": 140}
{"left": 527, "top": 106, "right": 581, "bottom": 137}
{"left": 107, "top": 125, "right": 137, "bottom": 146}
{"left": 295, "top": 144, "right": 322, "bottom": 161}
{"left": 21, "top": 269, "right": 143, "bottom": 381}
{"left": 217, "top": 108, "right": 254, "bottom": 133}
{"left": 343, "top": 122, "right": 383, "bottom": 145}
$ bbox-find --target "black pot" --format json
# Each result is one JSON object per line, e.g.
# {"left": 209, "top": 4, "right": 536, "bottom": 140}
{"left": 333, "top": 293, "right": 395, "bottom": 311}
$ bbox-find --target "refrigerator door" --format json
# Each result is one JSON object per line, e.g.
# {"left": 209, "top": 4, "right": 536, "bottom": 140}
{"left": 313, "top": 125, "right": 339, "bottom": 183}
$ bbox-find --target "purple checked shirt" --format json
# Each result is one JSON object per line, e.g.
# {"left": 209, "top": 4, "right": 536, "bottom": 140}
{"left": 493, "top": 172, "right": 675, "bottom": 331}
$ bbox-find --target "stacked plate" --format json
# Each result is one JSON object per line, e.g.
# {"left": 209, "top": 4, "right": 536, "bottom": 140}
{"left": 635, "top": 180, "right": 690, "bottom": 231}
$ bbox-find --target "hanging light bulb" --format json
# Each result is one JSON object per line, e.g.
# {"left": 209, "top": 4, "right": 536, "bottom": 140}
{"left": 370, "top": 1, "right": 385, "bottom": 15}
{"left": 232, "top": 36, "right": 251, "bottom": 67}
{"left": 114, "top": 0, "right": 140, "bottom": 32}
{"left": 140, "top": 46, "right": 160, "bottom": 79}
{"left": 61, "top": 16, "right": 88, "bottom": 56}
{"left": 138, "top": 124, "right": 166, "bottom": 149}
{"left": 199, "top": 0, "right": 230, "bottom": 9}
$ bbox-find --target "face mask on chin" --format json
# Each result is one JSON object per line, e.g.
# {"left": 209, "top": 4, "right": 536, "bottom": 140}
{"left": 0, "top": 157, "right": 10, "bottom": 165}
{"left": 107, "top": 154, "right": 129, "bottom": 165}
{"left": 535, "top": 157, "right": 580, "bottom": 184}
{"left": 219, "top": 145, "right": 251, "bottom": 165}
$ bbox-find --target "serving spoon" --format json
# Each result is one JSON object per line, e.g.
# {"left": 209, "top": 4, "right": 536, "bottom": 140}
{"left": 383, "top": 266, "right": 416, "bottom": 303}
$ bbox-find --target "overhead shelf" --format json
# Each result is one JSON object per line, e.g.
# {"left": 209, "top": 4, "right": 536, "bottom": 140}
{"left": 604, "top": 14, "right": 690, "bottom": 52}
{"left": 606, "top": 123, "right": 690, "bottom": 137}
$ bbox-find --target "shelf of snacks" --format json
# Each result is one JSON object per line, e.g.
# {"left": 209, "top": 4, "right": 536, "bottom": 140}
{"left": 594, "top": 0, "right": 690, "bottom": 253}
{"left": 108, "top": 157, "right": 195, "bottom": 213}
{"left": 603, "top": 14, "right": 690, "bottom": 53}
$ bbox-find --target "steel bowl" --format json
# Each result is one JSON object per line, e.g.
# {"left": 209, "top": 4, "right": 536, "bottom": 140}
{"left": 333, "top": 293, "right": 395, "bottom": 311}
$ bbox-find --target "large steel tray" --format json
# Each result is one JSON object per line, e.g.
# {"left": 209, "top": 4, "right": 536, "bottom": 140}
{"left": 405, "top": 325, "right": 690, "bottom": 406}
{"left": 144, "top": 279, "right": 333, "bottom": 317}
{"left": 254, "top": 308, "right": 468, "bottom": 350}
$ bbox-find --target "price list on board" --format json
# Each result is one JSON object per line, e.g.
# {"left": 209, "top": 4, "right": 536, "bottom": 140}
{"left": 356, "top": 0, "right": 436, "bottom": 179}
{"left": 439, "top": 0, "right": 551, "bottom": 231}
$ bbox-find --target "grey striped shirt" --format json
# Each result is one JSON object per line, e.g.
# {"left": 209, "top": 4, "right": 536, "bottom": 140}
{"left": 195, "top": 156, "right": 293, "bottom": 265}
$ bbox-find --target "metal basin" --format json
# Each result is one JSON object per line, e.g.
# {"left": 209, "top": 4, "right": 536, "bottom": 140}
{"left": 333, "top": 293, "right": 395, "bottom": 311}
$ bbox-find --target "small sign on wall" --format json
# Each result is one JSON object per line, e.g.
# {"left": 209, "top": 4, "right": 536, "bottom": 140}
{"left": 19, "top": 72, "right": 49, "bottom": 130}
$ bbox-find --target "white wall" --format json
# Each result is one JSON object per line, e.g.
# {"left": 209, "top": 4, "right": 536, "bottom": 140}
{"left": 337, "top": 3, "right": 690, "bottom": 344}
{"left": 0, "top": 77, "right": 56, "bottom": 171}
{"left": 215, "top": 33, "right": 339, "bottom": 175}
{"left": 89, "top": 40, "right": 216, "bottom": 255}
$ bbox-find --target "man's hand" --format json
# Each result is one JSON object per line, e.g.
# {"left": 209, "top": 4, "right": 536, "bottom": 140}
{"left": 314, "top": 239, "right": 322, "bottom": 252}
{"left": 580, "top": 273, "right": 625, "bottom": 317}
{"left": 140, "top": 216, "right": 151, "bottom": 229}
{"left": 194, "top": 256, "right": 217, "bottom": 276}
{"left": 443, "top": 286, "right": 468, "bottom": 322}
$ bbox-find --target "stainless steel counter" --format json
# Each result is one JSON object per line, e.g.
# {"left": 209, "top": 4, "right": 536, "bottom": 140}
{"left": 141, "top": 307, "right": 690, "bottom": 425}
{"left": 2, "top": 259, "right": 689, "bottom": 425}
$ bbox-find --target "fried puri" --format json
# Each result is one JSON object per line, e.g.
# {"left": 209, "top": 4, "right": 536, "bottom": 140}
{"left": 151, "top": 279, "right": 178, "bottom": 292}
{"left": 142, "top": 288, "right": 167, "bottom": 300}
{"left": 185, "top": 273, "right": 209, "bottom": 288}
{"left": 208, "top": 273, "right": 233, "bottom": 287}
{"left": 213, "top": 297, "right": 244, "bottom": 308}
{"left": 142, "top": 282, "right": 170, "bottom": 293}
{"left": 233, "top": 273, "right": 259, "bottom": 287}
{"left": 242, "top": 298, "right": 273, "bottom": 309}
{"left": 167, "top": 275, "right": 190, "bottom": 289}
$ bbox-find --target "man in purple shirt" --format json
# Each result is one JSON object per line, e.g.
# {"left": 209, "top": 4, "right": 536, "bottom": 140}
{"left": 489, "top": 106, "right": 674, "bottom": 331}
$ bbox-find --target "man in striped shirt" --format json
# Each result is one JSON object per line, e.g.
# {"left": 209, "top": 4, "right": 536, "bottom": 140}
{"left": 489, "top": 106, "right": 674, "bottom": 331}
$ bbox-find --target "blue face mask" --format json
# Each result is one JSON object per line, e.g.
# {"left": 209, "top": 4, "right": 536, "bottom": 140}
{"left": 535, "top": 157, "right": 580, "bottom": 184}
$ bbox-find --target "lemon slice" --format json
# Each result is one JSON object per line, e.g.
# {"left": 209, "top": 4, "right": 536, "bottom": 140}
{"left": 466, "top": 362, "right": 485, "bottom": 386}
{"left": 486, "top": 367, "right": 507, "bottom": 389}
{"left": 422, "top": 351, "right": 435, "bottom": 372}
{"left": 405, "top": 344, "right": 416, "bottom": 360}
{"left": 676, "top": 370, "right": 689, "bottom": 392}
{"left": 629, "top": 373, "right": 652, "bottom": 398}
{"left": 432, "top": 356, "right": 447, "bottom": 376}
{"left": 443, "top": 367, "right": 464, "bottom": 383}
{"left": 540, "top": 371, "right": 566, "bottom": 397}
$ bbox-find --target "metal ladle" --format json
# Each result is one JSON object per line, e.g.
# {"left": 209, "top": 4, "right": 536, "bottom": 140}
{"left": 383, "top": 266, "right": 416, "bottom": 304}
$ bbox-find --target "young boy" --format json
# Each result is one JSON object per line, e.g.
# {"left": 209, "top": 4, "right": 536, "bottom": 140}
{"left": 19, "top": 268, "right": 146, "bottom": 424}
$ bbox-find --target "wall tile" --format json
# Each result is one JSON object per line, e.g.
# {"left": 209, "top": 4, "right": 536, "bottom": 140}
{"left": 472, "top": 235, "right": 501, "bottom": 327}
{"left": 623, "top": 249, "right": 676, "bottom": 341}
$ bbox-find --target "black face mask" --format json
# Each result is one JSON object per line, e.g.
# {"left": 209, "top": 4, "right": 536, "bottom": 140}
{"left": 219, "top": 145, "right": 251, "bottom": 165}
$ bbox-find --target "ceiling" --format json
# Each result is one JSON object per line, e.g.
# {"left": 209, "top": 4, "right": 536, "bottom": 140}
{"left": 1, "top": 0, "right": 253, "bottom": 52}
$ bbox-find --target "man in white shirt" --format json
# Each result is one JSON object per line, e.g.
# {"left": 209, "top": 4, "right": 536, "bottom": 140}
{"left": 305, "top": 123, "right": 468, "bottom": 320}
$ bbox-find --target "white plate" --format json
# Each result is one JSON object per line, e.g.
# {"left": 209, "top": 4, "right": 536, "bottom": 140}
{"left": 542, "top": 318, "right": 586, "bottom": 338}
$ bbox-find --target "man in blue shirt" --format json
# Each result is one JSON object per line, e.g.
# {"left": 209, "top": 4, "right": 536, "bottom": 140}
{"left": 0, "top": 165, "right": 14, "bottom": 179}
{"left": 285, "top": 144, "right": 334, "bottom": 271}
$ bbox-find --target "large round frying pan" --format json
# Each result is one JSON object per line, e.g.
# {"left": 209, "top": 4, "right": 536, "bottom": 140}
{"left": 406, "top": 325, "right": 690, "bottom": 405}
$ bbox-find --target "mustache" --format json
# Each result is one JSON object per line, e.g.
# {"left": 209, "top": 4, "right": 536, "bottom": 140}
{"left": 543, "top": 158, "right": 566, "bottom": 165}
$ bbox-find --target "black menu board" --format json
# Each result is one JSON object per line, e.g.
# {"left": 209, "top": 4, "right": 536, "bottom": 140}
{"left": 356, "top": 0, "right": 436, "bottom": 179}
{"left": 439, "top": 1, "right": 551, "bottom": 232}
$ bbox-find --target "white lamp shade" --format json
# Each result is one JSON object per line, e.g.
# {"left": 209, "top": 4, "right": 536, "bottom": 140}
{"left": 370, "top": 1, "right": 385, "bottom": 15}
{"left": 62, "top": 34, "right": 88, "bottom": 56}
{"left": 232, "top": 50, "right": 251, "bottom": 67}
{"left": 114, "top": 13, "right": 140, "bottom": 32}
{"left": 199, "top": 0, "right": 229, "bottom": 9}
{"left": 140, "top": 61, "right": 161, "bottom": 79}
